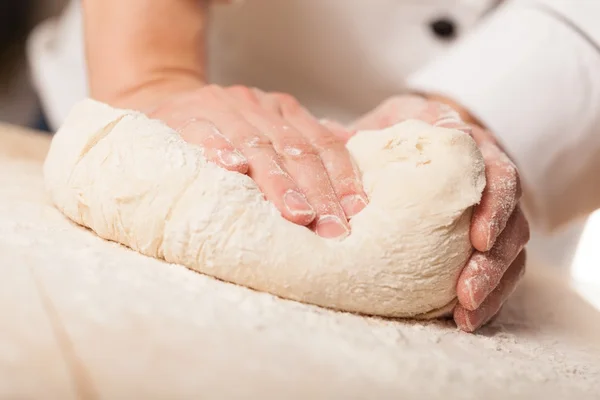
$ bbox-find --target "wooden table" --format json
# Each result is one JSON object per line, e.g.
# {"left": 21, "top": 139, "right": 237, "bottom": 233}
{"left": 1, "top": 123, "right": 599, "bottom": 399}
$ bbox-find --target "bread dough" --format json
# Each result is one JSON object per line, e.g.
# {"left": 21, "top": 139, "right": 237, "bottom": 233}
{"left": 43, "top": 99, "right": 485, "bottom": 318}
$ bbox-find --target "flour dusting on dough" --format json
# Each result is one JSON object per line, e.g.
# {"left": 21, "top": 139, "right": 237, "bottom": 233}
{"left": 43, "top": 99, "right": 486, "bottom": 318}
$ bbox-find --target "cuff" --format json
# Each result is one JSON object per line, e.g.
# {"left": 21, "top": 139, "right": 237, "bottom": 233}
{"left": 406, "top": 4, "right": 600, "bottom": 231}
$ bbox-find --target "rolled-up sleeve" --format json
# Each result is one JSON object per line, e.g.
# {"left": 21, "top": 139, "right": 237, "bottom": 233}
{"left": 406, "top": 1, "right": 600, "bottom": 232}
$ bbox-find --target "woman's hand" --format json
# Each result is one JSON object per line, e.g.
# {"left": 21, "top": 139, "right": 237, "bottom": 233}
{"left": 119, "top": 84, "right": 368, "bottom": 239}
{"left": 352, "top": 95, "right": 530, "bottom": 332}
{"left": 83, "top": 0, "right": 369, "bottom": 238}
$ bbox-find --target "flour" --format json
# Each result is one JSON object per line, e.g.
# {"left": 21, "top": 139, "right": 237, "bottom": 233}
{"left": 43, "top": 99, "right": 486, "bottom": 318}
{"left": 2, "top": 144, "right": 600, "bottom": 397}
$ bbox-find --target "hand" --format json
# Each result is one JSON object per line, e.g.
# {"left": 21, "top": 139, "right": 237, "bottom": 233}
{"left": 116, "top": 83, "right": 368, "bottom": 239}
{"left": 352, "top": 95, "right": 530, "bottom": 332}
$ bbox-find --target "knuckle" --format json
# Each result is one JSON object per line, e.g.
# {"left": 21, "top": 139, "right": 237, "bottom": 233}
{"left": 380, "top": 96, "right": 403, "bottom": 111}
{"left": 381, "top": 95, "right": 407, "bottom": 107}
{"left": 271, "top": 92, "right": 301, "bottom": 112}
{"left": 178, "top": 119, "right": 210, "bottom": 140}
{"left": 277, "top": 137, "right": 319, "bottom": 159}
{"left": 380, "top": 95, "right": 428, "bottom": 119}
{"left": 311, "top": 131, "right": 342, "bottom": 151}
{"left": 271, "top": 92, "right": 297, "bottom": 105}
{"left": 241, "top": 134, "right": 272, "bottom": 149}
{"left": 227, "top": 85, "right": 259, "bottom": 103}
{"left": 187, "top": 86, "right": 215, "bottom": 103}
{"left": 250, "top": 86, "right": 266, "bottom": 98}
{"left": 203, "top": 84, "right": 221, "bottom": 94}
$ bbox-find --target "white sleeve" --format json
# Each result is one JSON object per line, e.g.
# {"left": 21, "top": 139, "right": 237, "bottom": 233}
{"left": 406, "top": 1, "right": 600, "bottom": 232}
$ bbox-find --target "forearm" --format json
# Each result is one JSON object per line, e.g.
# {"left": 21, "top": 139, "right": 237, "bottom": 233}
{"left": 82, "top": 0, "right": 208, "bottom": 108}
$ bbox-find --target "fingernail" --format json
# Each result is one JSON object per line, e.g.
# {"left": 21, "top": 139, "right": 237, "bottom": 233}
{"left": 472, "top": 221, "right": 492, "bottom": 252}
{"left": 465, "top": 309, "right": 486, "bottom": 332}
{"left": 464, "top": 274, "right": 492, "bottom": 311}
{"left": 464, "top": 277, "right": 481, "bottom": 310}
{"left": 462, "top": 256, "right": 491, "bottom": 310}
{"left": 218, "top": 149, "right": 247, "bottom": 167}
{"left": 340, "top": 194, "right": 368, "bottom": 218}
{"left": 283, "top": 190, "right": 316, "bottom": 219}
{"left": 315, "top": 215, "right": 349, "bottom": 239}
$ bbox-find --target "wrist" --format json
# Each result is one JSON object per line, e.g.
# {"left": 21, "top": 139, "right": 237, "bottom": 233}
{"left": 105, "top": 75, "right": 205, "bottom": 113}
{"left": 82, "top": 0, "right": 208, "bottom": 109}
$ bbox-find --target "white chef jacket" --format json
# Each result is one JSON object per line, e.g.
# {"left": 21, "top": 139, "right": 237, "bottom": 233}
{"left": 26, "top": 0, "right": 600, "bottom": 233}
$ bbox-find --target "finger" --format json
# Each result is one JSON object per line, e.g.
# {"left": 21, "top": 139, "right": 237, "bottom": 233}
{"left": 349, "top": 96, "right": 461, "bottom": 131}
{"left": 231, "top": 92, "right": 347, "bottom": 238}
{"left": 216, "top": 88, "right": 344, "bottom": 229}
{"left": 469, "top": 129, "right": 522, "bottom": 252}
{"left": 454, "top": 250, "right": 526, "bottom": 333}
{"left": 243, "top": 143, "right": 318, "bottom": 227}
{"left": 172, "top": 105, "right": 317, "bottom": 226}
{"left": 457, "top": 206, "right": 529, "bottom": 311}
{"left": 261, "top": 93, "right": 367, "bottom": 225}
{"left": 146, "top": 92, "right": 250, "bottom": 173}
{"left": 317, "top": 120, "right": 368, "bottom": 218}
{"left": 190, "top": 86, "right": 318, "bottom": 226}
{"left": 408, "top": 99, "right": 467, "bottom": 128}
{"left": 429, "top": 120, "right": 523, "bottom": 252}
{"left": 350, "top": 95, "right": 429, "bottom": 131}
{"left": 273, "top": 95, "right": 368, "bottom": 218}
{"left": 221, "top": 119, "right": 317, "bottom": 227}
{"left": 429, "top": 102, "right": 465, "bottom": 128}
{"left": 176, "top": 118, "right": 249, "bottom": 173}
{"left": 425, "top": 102, "right": 473, "bottom": 137}
{"left": 224, "top": 85, "right": 263, "bottom": 105}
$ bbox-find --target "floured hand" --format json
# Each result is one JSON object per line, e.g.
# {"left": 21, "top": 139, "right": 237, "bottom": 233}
{"left": 114, "top": 84, "right": 367, "bottom": 239}
{"left": 352, "top": 95, "right": 530, "bottom": 332}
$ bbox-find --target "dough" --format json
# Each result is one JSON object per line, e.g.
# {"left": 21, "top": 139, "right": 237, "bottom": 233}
{"left": 43, "top": 99, "right": 485, "bottom": 318}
